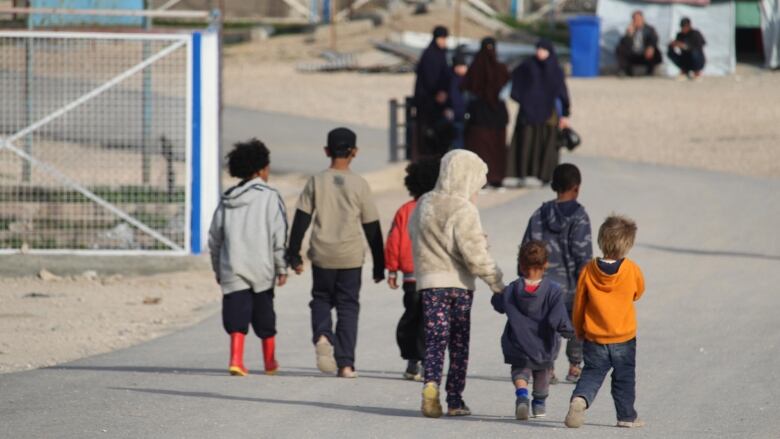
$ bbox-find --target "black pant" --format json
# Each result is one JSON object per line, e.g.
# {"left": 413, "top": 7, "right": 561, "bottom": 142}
{"left": 396, "top": 282, "right": 425, "bottom": 361}
{"left": 222, "top": 288, "right": 276, "bottom": 338}
{"left": 667, "top": 47, "right": 705, "bottom": 74}
{"left": 310, "top": 266, "right": 362, "bottom": 368}
{"left": 616, "top": 39, "right": 662, "bottom": 76}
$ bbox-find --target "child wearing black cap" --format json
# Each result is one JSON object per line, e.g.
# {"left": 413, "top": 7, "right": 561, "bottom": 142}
{"left": 287, "top": 127, "right": 385, "bottom": 378}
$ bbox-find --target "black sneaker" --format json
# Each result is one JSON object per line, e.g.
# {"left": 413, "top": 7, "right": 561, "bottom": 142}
{"left": 515, "top": 396, "right": 530, "bottom": 420}
{"left": 403, "top": 360, "right": 422, "bottom": 381}
{"left": 532, "top": 399, "right": 546, "bottom": 418}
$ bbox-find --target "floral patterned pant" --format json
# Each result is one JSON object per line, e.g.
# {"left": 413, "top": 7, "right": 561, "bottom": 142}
{"left": 422, "top": 288, "right": 473, "bottom": 409}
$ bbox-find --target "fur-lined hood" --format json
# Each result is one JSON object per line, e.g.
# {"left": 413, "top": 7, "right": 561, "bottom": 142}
{"left": 434, "top": 150, "right": 488, "bottom": 199}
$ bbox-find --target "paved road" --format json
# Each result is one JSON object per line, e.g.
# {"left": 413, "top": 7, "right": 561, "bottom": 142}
{"left": 222, "top": 107, "right": 388, "bottom": 174}
{"left": 1, "top": 155, "right": 779, "bottom": 438}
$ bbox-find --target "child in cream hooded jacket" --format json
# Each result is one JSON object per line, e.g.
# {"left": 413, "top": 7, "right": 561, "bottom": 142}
{"left": 409, "top": 149, "right": 504, "bottom": 418}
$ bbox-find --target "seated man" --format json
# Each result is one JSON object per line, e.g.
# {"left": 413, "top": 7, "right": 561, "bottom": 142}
{"left": 667, "top": 18, "right": 706, "bottom": 79}
{"left": 616, "top": 11, "right": 662, "bottom": 76}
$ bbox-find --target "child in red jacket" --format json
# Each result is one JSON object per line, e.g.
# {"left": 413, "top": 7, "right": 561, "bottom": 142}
{"left": 386, "top": 158, "right": 440, "bottom": 381}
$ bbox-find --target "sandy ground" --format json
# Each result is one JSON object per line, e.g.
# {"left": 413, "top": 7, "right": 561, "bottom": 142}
{"left": 0, "top": 269, "right": 218, "bottom": 374}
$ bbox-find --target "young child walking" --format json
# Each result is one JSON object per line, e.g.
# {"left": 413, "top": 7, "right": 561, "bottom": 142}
{"left": 565, "top": 215, "right": 645, "bottom": 429}
{"left": 522, "top": 163, "right": 592, "bottom": 383}
{"left": 208, "top": 139, "right": 288, "bottom": 376}
{"left": 409, "top": 149, "right": 505, "bottom": 418}
{"left": 491, "top": 240, "right": 574, "bottom": 420}
{"left": 286, "top": 127, "right": 385, "bottom": 379}
{"left": 385, "top": 158, "right": 440, "bottom": 381}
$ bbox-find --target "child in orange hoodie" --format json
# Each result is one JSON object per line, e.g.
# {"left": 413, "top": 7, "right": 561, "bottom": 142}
{"left": 385, "top": 158, "right": 440, "bottom": 381}
{"left": 565, "top": 215, "right": 645, "bottom": 429}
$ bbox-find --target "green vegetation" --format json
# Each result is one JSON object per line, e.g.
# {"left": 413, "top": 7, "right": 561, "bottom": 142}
{"left": 0, "top": 185, "right": 185, "bottom": 203}
{"left": 497, "top": 15, "right": 571, "bottom": 46}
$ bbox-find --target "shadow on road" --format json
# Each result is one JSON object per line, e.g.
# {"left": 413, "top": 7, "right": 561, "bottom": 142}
{"left": 637, "top": 243, "right": 780, "bottom": 261}
{"left": 49, "top": 365, "right": 525, "bottom": 385}
{"left": 110, "top": 386, "right": 574, "bottom": 428}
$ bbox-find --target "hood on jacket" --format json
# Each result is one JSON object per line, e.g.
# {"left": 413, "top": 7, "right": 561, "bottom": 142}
{"left": 583, "top": 259, "right": 628, "bottom": 294}
{"left": 539, "top": 200, "right": 582, "bottom": 233}
{"left": 221, "top": 178, "right": 268, "bottom": 209}
{"left": 434, "top": 150, "right": 488, "bottom": 199}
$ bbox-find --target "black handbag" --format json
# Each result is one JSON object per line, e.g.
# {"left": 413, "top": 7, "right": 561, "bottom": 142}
{"left": 558, "top": 127, "right": 581, "bottom": 151}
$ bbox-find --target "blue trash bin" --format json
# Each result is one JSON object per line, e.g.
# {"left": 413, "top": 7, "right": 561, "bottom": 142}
{"left": 568, "top": 16, "right": 601, "bottom": 77}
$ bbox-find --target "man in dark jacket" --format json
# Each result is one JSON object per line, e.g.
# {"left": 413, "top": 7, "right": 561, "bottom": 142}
{"left": 667, "top": 17, "right": 706, "bottom": 79}
{"left": 413, "top": 26, "right": 451, "bottom": 158}
{"left": 616, "top": 11, "right": 663, "bottom": 76}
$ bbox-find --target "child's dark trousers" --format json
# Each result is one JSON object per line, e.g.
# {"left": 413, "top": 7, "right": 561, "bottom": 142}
{"left": 310, "top": 266, "right": 362, "bottom": 369}
{"left": 511, "top": 367, "right": 550, "bottom": 401}
{"left": 396, "top": 281, "right": 425, "bottom": 361}
{"left": 222, "top": 288, "right": 276, "bottom": 338}
{"left": 572, "top": 338, "right": 638, "bottom": 422}
{"left": 422, "top": 287, "right": 473, "bottom": 409}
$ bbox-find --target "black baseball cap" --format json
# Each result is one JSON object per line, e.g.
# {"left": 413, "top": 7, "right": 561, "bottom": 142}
{"left": 326, "top": 127, "right": 357, "bottom": 154}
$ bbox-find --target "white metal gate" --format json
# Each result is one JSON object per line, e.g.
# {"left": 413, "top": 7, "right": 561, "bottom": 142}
{"left": 0, "top": 31, "right": 192, "bottom": 254}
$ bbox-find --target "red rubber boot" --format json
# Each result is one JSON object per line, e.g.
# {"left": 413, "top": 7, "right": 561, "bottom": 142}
{"left": 228, "top": 332, "right": 248, "bottom": 376}
{"left": 262, "top": 336, "right": 279, "bottom": 375}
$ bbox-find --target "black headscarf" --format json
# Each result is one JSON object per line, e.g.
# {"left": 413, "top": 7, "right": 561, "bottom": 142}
{"left": 463, "top": 37, "right": 509, "bottom": 108}
{"left": 414, "top": 27, "right": 452, "bottom": 115}
{"left": 510, "top": 39, "right": 570, "bottom": 124}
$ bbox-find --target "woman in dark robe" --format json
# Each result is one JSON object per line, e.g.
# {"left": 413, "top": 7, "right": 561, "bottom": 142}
{"left": 413, "top": 26, "right": 451, "bottom": 159}
{"left": 508, "top": 39, "right": 570, "bottom": 184}
{"left": 463, "top": 37, "right": 510, "bottom": 188}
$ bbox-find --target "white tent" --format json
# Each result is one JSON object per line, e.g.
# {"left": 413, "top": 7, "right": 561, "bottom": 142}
{"left": 762, "top": 0, "right": 780, "bottom": 68}
{"left": 597, "top": 0, "right": 736, "bottom": 75}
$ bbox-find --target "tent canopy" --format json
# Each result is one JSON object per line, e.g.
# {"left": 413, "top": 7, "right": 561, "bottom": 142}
{"left": 597, "top": 0, "right": 737, "bottom": 75}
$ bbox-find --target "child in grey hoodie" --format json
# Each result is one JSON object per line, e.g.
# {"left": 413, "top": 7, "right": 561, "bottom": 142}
{"left": 208, "top": 139, "right": 288, "bottom": 377}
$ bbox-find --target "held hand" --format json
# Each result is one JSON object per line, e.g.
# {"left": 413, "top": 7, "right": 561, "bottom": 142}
{"left": 626, "top": 24, "right": 634, "bottom": 35}
{"left": 435, "top": 91, "right": 448, "bottom": 104}
{"left": 387, "top": 274, "right": 399, "bottom": 290}
{"left": 277, "top": 274, "right": 288, "bottom": 287}
{"left": 558, "top": 116, "right": 570, "bottom": 130}
{"left": 293, "top": 265, "right": 304, "bottom": 275}
{"left": 644, "top": 47, "right": 655, "bottom": 60}
{"left": 444, "top": 108, "right": 455, "bottom": 121}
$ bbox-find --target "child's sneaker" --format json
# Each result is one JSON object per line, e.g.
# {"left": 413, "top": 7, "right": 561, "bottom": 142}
{"left": 617, "top": 418, "right": 645, "bottom": 428}
{"left": 565, "top": 364, "right": 581, "bottom": 383}
{"left": 337, "top": 367, "right": 358, "bottom": 379}
{"left": 446, "top": 403, "right": 471, "bottom": 417}
{"left": 531, "top": 399, "right": 546, "bottom": 418}
{"left": 315, "top": 337, "right": 337, "bottom": 373}
{"left": 565, "top": 396, "right": 587, "bottom": 428}
{"left": 515, "top": 396, "right": 530, "bottom": 420}
{"left": 549, "top": 368, "right": 559, "bottom": 385}
{"left": 421, "top": 383, "right": 443, "bottom": 418}
{"left": 403, "top": 360, "right": 422, "bottom": 382}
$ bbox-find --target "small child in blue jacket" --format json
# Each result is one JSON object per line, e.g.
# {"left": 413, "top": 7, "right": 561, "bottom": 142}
{"left": 492, "top": 240, "right": 574, "bottom": 420}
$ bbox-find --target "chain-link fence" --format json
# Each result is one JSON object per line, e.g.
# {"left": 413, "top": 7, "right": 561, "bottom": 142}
{"left": 0, "top": 32, "right": 191, "bottom": 252}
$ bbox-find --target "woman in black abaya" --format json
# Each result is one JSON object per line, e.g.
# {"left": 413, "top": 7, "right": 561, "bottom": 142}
{"left": 507, "top": 39, "right": 571, "bottom": 184}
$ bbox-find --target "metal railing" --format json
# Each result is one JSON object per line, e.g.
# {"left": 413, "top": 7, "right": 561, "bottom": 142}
{"left": 388, "top": 96, "right": 415, "bottom": 163}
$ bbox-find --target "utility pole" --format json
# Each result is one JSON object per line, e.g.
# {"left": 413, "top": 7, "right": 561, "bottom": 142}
{"left": 330, "top": 0, "right": 337, "bottom": 50}
{"left": 454, "top": 0, "right": 462, "bottom": 44}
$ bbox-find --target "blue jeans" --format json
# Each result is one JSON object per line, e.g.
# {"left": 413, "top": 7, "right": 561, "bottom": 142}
{"left": 572, "top": 338, "right": 637, "bottom": 422}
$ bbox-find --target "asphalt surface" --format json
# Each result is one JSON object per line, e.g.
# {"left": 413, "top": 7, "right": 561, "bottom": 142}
{"left": 1, "top": 154, "right": 779, "bottom": 438}
{"left": 222, "top": 106, "right": 388, "bottom": 174}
